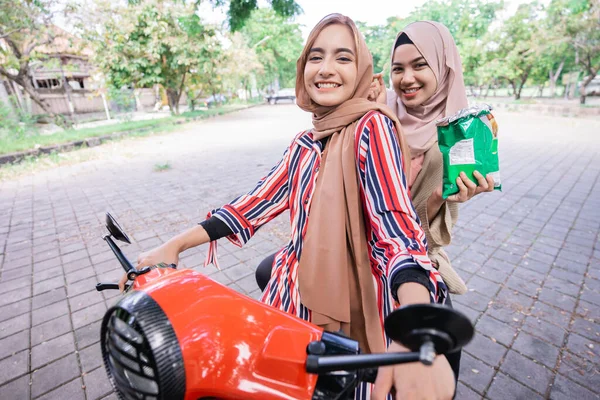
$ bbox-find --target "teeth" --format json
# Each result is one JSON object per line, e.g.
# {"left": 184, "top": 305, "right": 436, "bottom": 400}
{"left": 404, "top": 88, "right": 419, "bottom": 93}
{"left": 317, "top": 83, "right": 339, "bottom": 89}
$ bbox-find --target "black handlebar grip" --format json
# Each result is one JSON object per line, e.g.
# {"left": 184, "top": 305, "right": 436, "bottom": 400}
{"left": 96, "top": 283, "right": 120, "bottom": 291}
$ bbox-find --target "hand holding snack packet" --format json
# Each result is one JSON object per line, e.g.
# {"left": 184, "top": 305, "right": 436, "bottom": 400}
{"left": 433, "top": 170, "right": 495, "bottom": 203}
{"left": 436, "top": 104, "right": 502, "bottom": 200}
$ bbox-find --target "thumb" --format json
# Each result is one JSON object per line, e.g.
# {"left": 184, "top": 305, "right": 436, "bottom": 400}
{"left": 371, "top": 367, "right": 393, "bottom": 400}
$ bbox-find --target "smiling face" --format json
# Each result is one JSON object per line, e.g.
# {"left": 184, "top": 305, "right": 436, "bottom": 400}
{"left": 391, "top": 44, "right": 438, "bottom": 108}
{"left": 303, "top": 23, "right": 358, "bottom": 107}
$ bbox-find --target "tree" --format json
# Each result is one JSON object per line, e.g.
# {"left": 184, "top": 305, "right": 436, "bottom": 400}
{"left": 552, "top": 0, "right": 600, "bottom": 104}
{"left": 184, "top": 37, "right": 226, "bottom": 110}
{"left": 355, "top": 0, "right": 503, "bottom": 89}
{"left": 487, "top": 2, "right": 544, "bottom": 100}
{"left": 356, "top": 19, "right": 398, "bottom": 75}
{"left": 240, "top": 8, "right": 303, "bottom": 90}
{"left": 87, "top": 0, "right": 219, "bottom": 114}
{"left": 0, "top": 0, "right": 77, "bottom": 126}
{"left": 409, "top": 0, "right": 503, "bottom": 88}
{"left": 135, "top": 0, "right": 302, "bottom": 32}
{"left": 221, "top": 32, "right": 263, "bottom": 99}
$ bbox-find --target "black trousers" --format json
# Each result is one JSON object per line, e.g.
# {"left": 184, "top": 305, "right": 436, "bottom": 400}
{"left": 255, "top": 252, "right": 462, "bottom": 382}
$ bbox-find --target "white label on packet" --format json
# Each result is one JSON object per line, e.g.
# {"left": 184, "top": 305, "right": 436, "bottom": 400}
{"left": 449, "top": 139, "right": 475, "bottom": 165}
{"left": 489, "top": 171, "right": 501, "bottom": 187}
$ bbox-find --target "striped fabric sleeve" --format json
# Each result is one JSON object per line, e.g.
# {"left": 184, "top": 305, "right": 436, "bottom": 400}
{"left": 356, "top": 111, "right": 448, "bottom": 304}
{"left": 211, "top": 145, "right": 291, "bottom": 248}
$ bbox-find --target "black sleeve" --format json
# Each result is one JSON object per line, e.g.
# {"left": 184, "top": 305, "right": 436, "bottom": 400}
{"left": 390, "top": 267, "right": 431, "bottom": 302}
{"left": 198, "top": 216, "right": 233, "bottom": 241}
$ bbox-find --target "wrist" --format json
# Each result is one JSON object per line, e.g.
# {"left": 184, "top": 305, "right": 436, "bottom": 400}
{"left": 426, "top": 189, "right": 445, "bottom": 222}
{"left": 165, "top": 236, "right": 186, "bottom": 254}
{"left": 173, "top": 224, "right": 210, "bottom": 253}
{"left": 428, "top": 189, "right": 444, "bottom": 208}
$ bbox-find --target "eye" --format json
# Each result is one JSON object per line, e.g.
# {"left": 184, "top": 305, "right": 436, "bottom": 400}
{"left": 309, "top": 55, "right": 322, "bottom": 62}
{"left": 392, "top": 67, "right": 403, "bottom": 73}
{"left": 415, "top": 63, "right": 428, "bottom": 69}
{"left": 338, "top": 56, "right": 352, "bottom": 62}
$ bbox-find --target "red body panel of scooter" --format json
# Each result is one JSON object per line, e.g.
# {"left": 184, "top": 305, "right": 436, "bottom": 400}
{"left": 132, "top": 268, "right": 323, "bottom": 400}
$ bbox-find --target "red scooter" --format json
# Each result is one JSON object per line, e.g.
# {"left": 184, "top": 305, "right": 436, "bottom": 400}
{"left": 95, "top": 212, "right": 474, "bottom": 400}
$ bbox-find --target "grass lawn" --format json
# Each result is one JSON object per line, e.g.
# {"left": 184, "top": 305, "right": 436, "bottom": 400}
{"left": 0, "top": 104, "right": 248, "bottom": 156}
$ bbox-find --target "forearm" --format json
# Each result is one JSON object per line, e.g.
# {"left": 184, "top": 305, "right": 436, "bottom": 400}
{"left": 396, "top": 282, "right": 431, "bottom": 306}
{"left": 426, "top": 191, "right": 445, "bottom": 223}
{"left": 168, "top": 225, "right": 211, "bottom": 253}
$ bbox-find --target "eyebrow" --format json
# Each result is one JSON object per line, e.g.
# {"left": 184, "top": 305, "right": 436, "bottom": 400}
{"left": 392, "top": 56, "right": 426, "bottom": 66}
{"left": 309, "top": 47, "right": 355, "bottom": 55}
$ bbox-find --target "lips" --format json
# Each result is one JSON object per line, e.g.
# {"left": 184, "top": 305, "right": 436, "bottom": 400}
{"left": 402, "top": 87, "right": 421, "bottom": 98}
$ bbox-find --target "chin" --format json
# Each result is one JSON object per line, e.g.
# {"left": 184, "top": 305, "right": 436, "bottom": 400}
{"left": 401, "top": 96, "right": 424, "bottom": 108}
{"left": 309, "top": 94, "right": 340, "bottom": 107}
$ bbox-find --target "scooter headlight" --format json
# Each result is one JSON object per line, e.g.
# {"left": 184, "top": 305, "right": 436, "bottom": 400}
{"left": 101, "top": 291, "right": 185, "bottom": 400}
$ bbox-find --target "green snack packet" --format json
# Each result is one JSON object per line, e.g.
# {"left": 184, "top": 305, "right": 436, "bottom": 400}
{"left": 436, "top": 104, "right": 501, "bottom": 199}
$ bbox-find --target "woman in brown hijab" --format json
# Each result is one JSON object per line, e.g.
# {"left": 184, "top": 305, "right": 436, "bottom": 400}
{"left": 124, "top": 14, "right": 456, "bottom": 399}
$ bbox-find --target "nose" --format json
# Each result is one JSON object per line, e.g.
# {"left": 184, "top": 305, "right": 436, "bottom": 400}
{"left": 401, "top": 68, "right": 415, "bottom": 86}
{"left": 318, "top": 57, "right": 335, "bottom": 78}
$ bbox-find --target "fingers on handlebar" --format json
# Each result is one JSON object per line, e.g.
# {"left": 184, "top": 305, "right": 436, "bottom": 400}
{"left": 118, "top": 274, "right": 128, "bottom": 292}
{"left": 371, "top": 366, "right": 393, "bottom": 400}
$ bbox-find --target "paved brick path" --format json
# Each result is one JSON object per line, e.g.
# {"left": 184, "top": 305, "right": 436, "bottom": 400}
{"left": 0, "top": 105, "right": 598, "bottom": 399}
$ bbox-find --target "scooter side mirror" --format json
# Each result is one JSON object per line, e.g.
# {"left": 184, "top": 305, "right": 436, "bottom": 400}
{"left": 384, "top": 303, "right": 474, "bottom": 355}
{"left": 106, "top": 212, "right": 131, "bottom": 244}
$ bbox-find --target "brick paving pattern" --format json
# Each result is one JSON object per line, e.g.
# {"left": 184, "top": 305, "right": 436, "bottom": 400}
{"left": 0, "top": 105, "right": 598, "bottom": 399}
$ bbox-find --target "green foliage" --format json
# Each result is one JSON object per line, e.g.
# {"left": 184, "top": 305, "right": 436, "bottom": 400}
{"left": 153, "top": 161, "right": 172, "bottom": 171}
{"left": 0, "top": 0, "right": 77, "bottom": 126}
{"left": 240, "top": 8, "right": 303, "bottom": 89}
{"left": 221, "top": 0, "right": 302, "bottom": 31}
{"left": 485, "top": 2, "right": 544, "bottom": 99}
{"left": 126, "top": 0, "right": 301, "bottom": 32}
{"left": 356, "top": 21, "right": 397, "bottom": 75}
{"left": 0, "top": 97, "right": 38, "bottom": 140}
{"left": 87, "top": 0, "right": 220, "bottom": 113}
{"left": 107, "top": 87, "right": 136, "bottom": 120}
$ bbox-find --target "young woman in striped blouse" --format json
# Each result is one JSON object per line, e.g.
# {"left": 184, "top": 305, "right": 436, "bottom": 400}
{"left": 121, "top": 14, "right": 455, "bottom": 400}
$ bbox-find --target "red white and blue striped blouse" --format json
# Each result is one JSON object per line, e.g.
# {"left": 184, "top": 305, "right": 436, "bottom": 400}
{"left": 206, "top": 110, "right": 448, "bottom": 338}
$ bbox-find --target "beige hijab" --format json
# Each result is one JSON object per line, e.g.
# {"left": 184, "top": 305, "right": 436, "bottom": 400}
{"left": 386, "top": 21, "right": 468, "bottom": 155}
{"left": 387, "top": 21, "right": 469, "bottom": 295}
{"left": 296, "top": 14, "right": 411, "bottom": 354}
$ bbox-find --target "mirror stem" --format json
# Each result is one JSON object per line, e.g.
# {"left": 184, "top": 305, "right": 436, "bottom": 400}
{"left": 103, "top": 234, "right": 135, "bottom": 273}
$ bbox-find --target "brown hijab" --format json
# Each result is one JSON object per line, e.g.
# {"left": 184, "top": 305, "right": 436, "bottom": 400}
{"left": 386, "top": 21, "right": 468, "bottom": 155}
{"left": 296, "top": 14, "right": 411, "bottom": 354}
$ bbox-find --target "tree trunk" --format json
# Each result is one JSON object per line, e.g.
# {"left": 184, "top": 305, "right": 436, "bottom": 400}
{"left": 579, "top": 75, "right": 594, "bottom": 105}
{"left": 548, "top": 60, "right": 565, "bottom": 98}
{"left": 510, "top": 81, "right": 520, "bottom": 100}
{"left": 515, "top": 71, "right": 530, "bottom": 101}
{"left": 483, "top": 84, "right": 491, "bottom": 98}
{"left": 133, "top": 88, "right": 144, "bottom": 112}
{"left": 507, "top": 79, "right": 518, "bottom": 99}
{"left": 173, "top": 72, "right": 186, "bottom": 115}
{"left": 166, "top": 88, "right": 178, "bottom": 114}
{"left": 188, "top": 92, "right": 196, "bottom": 112}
